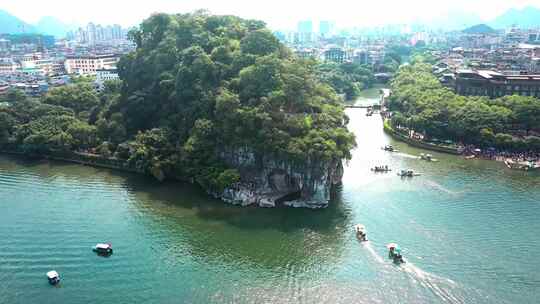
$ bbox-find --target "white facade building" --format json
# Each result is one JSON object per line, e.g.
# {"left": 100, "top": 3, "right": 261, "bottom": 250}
{"left": 0, "top": 59, "right": 18, "bottom": 74}
{"left": 64, "top": 55, "right": 119, "bottom": 75}
{"left": 96, "top": 69, "right": 119, "bottom": 82}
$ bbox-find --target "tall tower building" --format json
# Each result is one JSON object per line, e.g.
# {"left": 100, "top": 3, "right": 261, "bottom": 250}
{"left": 319, "top": 21, "right": 334, "bottom": 38}
{"left": 87, "top": 22, "right": 97, "bottom": 45}
{"left": 297, "top": 20, "right": 313, "bottom": 43}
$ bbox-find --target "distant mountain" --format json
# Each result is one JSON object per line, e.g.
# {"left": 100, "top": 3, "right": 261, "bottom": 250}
{"left": 0, "top": 9, "right": 36, "bottom": 34}
{"left": 36, "top": 16, "right": 77, "bottom": 38}
{"left": 463, "top": 24, "right": 496, "bottom": 34}
{"left": 490, "top": 6, "right": 540, "bottom": 29}
{"left": 425, "top": 10, "right": 483, "bottom": 31}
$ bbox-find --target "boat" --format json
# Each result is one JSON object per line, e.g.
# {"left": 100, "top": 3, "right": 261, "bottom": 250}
{"left": 93, "top": 243, "right": 113, "bottom": 255}
{"left": 397, "top": 170, "right": 421, "bottom": 177}
{"left": 387, "top": 243, "right": 405, "bottom": 264}
{"left": 382, "top": 145, "right": 399, "bottom": 152}
{"left": 354, "top": 224, "right": 367, "bottom": 241}
{"left": 419, "top": 153, "right": 438, "bottom": 162}
{"left": 505, "top": 159, "right": 539, "bottom": 171}
{"left": 371, "top": 166, "right": 392, "bottom": 172}
{"left": 46, "top": 271, "right": 60, "bottom": 285}
{"left": 465, "top": 155, "right": 476, "bottom": 160}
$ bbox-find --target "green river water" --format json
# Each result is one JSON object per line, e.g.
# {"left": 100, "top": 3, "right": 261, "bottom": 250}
{"left": 1, "top": 89, "right": 539, "bottom": 303}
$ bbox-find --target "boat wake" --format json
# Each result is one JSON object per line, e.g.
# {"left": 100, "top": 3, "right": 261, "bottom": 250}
{"left": 361, "top": 241, "right": 385, "bottom": 264}
{"left": 395, "top": 153, "right": 418, "bottom": 159}
{"left": 402, "top": 262, "right": 464, "bottom": 304}
{"left": 359, "top": 241, "right": 466, "bottom": 304}
{"left": 423, "top": 180, "right": 457, "bottom": 195}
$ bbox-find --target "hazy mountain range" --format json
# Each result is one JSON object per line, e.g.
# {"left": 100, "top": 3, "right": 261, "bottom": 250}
{"left": 1, "top": 6, "right": 540, "bottom": 37}
{"left": 0, "top": 9, "right": 78, "bottom": 37}
{"left": 489, "top": 6, "right": 540, "bottom": 29}
{"left": 0, "top": 9, "right": 36, "bottom": 34}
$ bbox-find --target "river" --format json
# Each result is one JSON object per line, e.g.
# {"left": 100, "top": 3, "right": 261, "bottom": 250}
{"left": 1, "top": 89, "right": 539, "bottom": 303}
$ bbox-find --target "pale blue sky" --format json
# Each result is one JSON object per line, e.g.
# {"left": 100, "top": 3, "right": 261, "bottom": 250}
{"left": 3, "top": 0, "right": 540, "bottom": 29}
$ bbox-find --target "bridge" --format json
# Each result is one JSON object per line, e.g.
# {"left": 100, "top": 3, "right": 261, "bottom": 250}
{"left": 344, "top": 105, "right": 376, "bottom": 109}
{"left": 344, "top": 89, "right": 392, "bottom": 109}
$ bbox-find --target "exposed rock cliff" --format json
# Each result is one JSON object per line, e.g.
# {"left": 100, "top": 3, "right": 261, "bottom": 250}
{"left": 215, "top": 148, "right": 343, "bottom": 209}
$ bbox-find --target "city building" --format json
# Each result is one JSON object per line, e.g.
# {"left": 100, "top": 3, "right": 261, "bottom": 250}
{"left": 64, "top": 55, "right": 119, "bottom": 75}
{"left": 323, "top": 46, "right": 348, "bottom": 63}
{"left": 319, "top": 21, "right": 334, "bottom": 38}
{"left": 351, "top": 50, "right": 369, "bottom": 65}
{"left": 0, "top": 39, "right": 10, "bottom": 52}
{"left": 297, "top": 20, "right": 313, "bottom": 43}
{"left": 294, "top": 48, "right": 317, "bottom": 59}
{"left": 68, "top": 23, "right": 128, "bottom": 45}
{"left": 0, "top": 59, "right": 18, "bottom": 74}
{"left": 454, "top": 70, "right": 540, "bottom": 98}
{"left": 96, "top": 69, "right": 119, "bottom": 82}
{"left": 95, "top": 68, "right": 119, "bottom": 90}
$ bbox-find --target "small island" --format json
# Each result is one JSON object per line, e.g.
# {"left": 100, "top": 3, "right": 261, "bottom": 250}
{"left": 0, "top": 12, "right": 356, "bottom": 208}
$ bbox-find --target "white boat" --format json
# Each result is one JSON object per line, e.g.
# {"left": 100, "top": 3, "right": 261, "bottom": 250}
{"left": 93, "top": 243, "right": 113, "bottom": 255}
{"left": 371, "top": 166, "right": 392, "bottom": 172}
{"left": 382, "top": 145, "right": 399, "bottom": 152}
{"left": 397, "top": 170, "right": 421, "bottom": 177}
{"left": 354, "top": 224, "right": 367, "bottom": 241}
{"left": 419, "top": 153, "right": 438, "bottom": 162}
{"left": 46, "top": 270, "right": 60, "bottom": 285}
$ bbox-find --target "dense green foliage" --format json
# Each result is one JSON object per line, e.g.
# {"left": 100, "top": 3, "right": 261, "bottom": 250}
{"left": 1, "top": 12, "right": 355, "bottom": 193}
{"left": 389, "top": 62, "right": 540, "bottom": 151}
{"left": 112, "top": 12, "right": 355, "bottom": 190}
{"left": 317, "top": 62, "right": 375, "bottom": 100}
{"left": 0, "top": 83, "right": 101, "bottom": 153}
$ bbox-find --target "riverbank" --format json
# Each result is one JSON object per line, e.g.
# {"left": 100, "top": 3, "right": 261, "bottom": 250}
{"left": 0, "top": 148, "right": 144, "bottom": 174}
{"left": 382, "top": 119, "right": 540, "bottom": 171}
{"left": 382, "top": 119, "right": 460, "bottom": 155}
{"left": 0, "top": 148, "right": 332, "bottom": 209}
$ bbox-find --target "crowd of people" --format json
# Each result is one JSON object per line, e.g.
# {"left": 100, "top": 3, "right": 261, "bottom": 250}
{"left": 461, "top": 145, "right": 540, "bottom": 164}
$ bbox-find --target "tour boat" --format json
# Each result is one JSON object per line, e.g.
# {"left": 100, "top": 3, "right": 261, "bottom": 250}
{"left": 419, "top": 153, "right": 438, "bottom": 162}
{"left": 382, "top": 145, "right": 398, "bottom": 152}
{"left": 371, "top": 166, "right": 392, "bottom": 172}
{"left": 354, "top": 224, "right": 367, "bottom": 241}
{"left": 397, "top": 170, "right": 420, "bottom": 177}
{"left": 93, "top": 243, "right": 113, "bottom": 255}
{"left": 387, "top": 243, "right": 405, "bottom": 264}
{"left": 46, "top": 271, "right": 60, "bottom": 285}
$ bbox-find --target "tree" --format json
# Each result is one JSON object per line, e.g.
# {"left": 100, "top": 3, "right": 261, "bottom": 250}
{"left": 317, "top": 62, "right": 374, "bottom": 100}
{"left": 0, "top": 112, "right": 15, "bottom": 143}
{"left": 240, "top": 29, "right": 280, "bottom": 56}
{"left": 2, "top": 88, "right": 26, "bottom": 103}
{"left": 5, "top": 12, "right": 357, "bottom": 193}
{"left": 43, "top": 83, "right": 99, "bottom": 115}
{"left": 67, "top": 121, "right": 97, "bottom": 149}
{"left": 389, "top": 60, "right": 540, "bottom": 151}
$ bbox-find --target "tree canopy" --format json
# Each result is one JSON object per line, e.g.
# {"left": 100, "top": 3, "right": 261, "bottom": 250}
{"left": 1, "top": 12, "right": 356, "bottom": 193}
{"left": 113, "top": 12, "right": 355, "bottom": 189}
{"left": 389, "top": 61, "right": 540, "bottom": 151}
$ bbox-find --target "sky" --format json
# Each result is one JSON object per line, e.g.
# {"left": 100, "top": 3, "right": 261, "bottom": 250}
{"left": 2, "top": 0, "right": 540, "bottom": 30}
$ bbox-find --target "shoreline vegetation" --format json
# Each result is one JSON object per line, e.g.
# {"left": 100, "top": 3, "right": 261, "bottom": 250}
{"left": 383, "top": 117, "right": 540, "bottom": 170}
{"left": 382, "top": 119, "right": 460, "bottom": 154}
{"left": 0, "top": 148, "right": 144, "bottom": 174}
{"left": 0, "top": 12, "right": 358, "bottom": 208}
{"left": 383, "top": 56, "right": 540, "bottom": 170}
